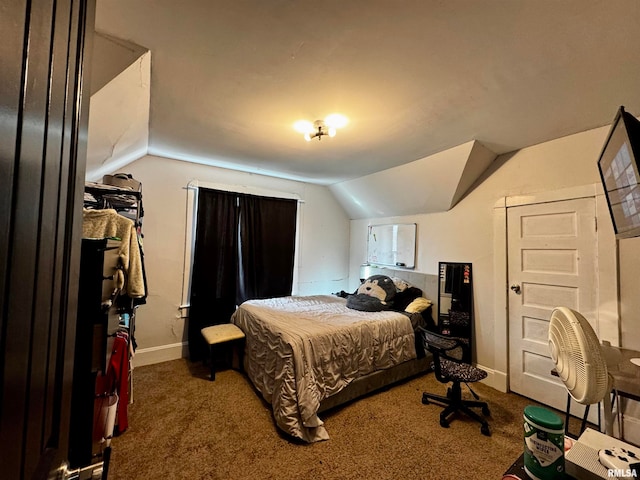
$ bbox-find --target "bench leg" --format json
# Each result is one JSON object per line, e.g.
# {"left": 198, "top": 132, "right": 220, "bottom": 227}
{"left": 238, "top": 339, "right": 245, "bottom": 373}
{"left": 209, "top": 344, "right": 216, "bottom": 381}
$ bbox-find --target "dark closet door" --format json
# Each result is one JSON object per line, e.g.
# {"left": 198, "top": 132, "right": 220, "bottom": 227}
{"left": 0, "top": 1, "right": 95, "bottom": 479}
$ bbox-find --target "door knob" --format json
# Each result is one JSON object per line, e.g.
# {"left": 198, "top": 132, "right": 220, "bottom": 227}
{"left": 510, "top": 284, "right": 521, "bottom": 294}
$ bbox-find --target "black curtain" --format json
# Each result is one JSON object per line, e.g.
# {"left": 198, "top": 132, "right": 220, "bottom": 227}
{"left": 188, "top": 189, "right": 297, "bottom": 361}
{"left": 188, "top": 189, "right": 239, "bottom": 361}
{"left": 237, "top": 194, "right": 297, "bottom": 303}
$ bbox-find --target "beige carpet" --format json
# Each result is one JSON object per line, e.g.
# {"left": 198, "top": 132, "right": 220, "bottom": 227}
{"left": 108, "top": 359, "right": 566, "bottom": 480}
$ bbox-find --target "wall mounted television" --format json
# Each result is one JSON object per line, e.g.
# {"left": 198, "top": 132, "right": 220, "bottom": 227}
{"left": 597, "top": 106, "right": 640, "bottom": 239}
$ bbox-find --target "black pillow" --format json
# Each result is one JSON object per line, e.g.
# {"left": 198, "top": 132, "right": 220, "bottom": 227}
{"left": 392, "top": 286, "right": 423, "bottom": 311}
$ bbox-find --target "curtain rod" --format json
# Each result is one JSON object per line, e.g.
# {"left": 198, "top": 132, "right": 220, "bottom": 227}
{"left": 184, "top": 180, "right": 305, "bottom": 203}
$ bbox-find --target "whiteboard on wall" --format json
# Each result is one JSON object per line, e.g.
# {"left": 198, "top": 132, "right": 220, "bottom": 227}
{"left": 366, "top": 223, "right": 416, "bottom": 268}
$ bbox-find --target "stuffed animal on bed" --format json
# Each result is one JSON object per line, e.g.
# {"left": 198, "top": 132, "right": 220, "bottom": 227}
{"left": 346, "top": 275, "right": 396, "bottom": 311}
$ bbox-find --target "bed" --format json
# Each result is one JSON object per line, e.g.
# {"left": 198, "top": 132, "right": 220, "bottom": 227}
{"left": 230, "top": 276, "right": 434, "bottom": 443}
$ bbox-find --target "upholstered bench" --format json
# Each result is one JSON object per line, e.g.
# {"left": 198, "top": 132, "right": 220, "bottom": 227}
{"left": 200, "top": 324, "right": 245, "bottom": 381}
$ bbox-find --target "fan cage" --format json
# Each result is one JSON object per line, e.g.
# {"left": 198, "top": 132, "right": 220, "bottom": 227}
{"left": 548, "top": 307, "right": 609, "bottom": 405}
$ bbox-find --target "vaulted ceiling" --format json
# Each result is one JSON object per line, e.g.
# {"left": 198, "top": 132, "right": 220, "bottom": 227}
{"left": 93, "top": 0, "right": 640, "bottom": 186}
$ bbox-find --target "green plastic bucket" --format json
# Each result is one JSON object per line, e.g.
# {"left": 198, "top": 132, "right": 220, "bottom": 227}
{"left": 523, "top": 405, "right": 565, "bottom": 480}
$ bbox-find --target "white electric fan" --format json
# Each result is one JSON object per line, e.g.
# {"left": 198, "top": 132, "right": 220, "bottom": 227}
{"left": 548, "top": 306, "right": 614, "bottom": 434}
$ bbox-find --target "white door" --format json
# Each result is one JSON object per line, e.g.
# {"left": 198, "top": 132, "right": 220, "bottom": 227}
{"left": 508, "top": 197, "right": 598, "bottom": 415}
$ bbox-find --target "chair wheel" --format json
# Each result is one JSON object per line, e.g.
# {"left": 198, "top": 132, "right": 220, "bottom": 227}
{"left": 481, "top": 423, "right": 491, "bottom": 436}
{"left": 482, "top": 405, "right": 490, "bottom": 416}
{"left": 440, "top": 418, "right": 450, "bottom": 428}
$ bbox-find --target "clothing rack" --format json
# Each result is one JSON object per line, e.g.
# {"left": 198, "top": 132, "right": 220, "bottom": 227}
{"left": 84, "top": 182, "right": 143, "bottom": 226}
{"left": 84, "top": 180, "right": 146, "bottom": 303}
{"left": 69, "top": 179, "right": 146, "bottom": 477}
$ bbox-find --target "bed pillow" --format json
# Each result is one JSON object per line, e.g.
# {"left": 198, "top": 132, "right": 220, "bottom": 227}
{"left": 405, "top": 297, "right": 432, "bottom": 313}
{"left": 392, "top": 286, "right": 423, "bottom": 311}
{"left": 390, "top": 276, "right": 413, "bottom": 292}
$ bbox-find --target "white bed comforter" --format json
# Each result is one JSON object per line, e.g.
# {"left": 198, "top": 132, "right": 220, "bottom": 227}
{"left": 230, "top": 295, "right": 417, "bottom": 442}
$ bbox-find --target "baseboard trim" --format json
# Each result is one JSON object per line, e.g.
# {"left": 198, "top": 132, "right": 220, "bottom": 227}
{"left": 477, "top": 364, "right": 508, "bottom": 393}
{"left": 133, "top": 342, "right": 188, "bottom": 367}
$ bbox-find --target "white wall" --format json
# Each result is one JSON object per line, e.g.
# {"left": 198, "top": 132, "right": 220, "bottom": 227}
{"left": 619, "top": 236, "right": 640, "bottom": 350}
{"left": 119, "top": 155, "right": 350, "bottom": 365}
{"left": 613, "top": 234, "right": 640, "bottom": 445}
{"left": 86, "top": 51, "right": 151, "bottom": 182}
{"left": 349, "top": 124, "right": 640, "bottom": 388}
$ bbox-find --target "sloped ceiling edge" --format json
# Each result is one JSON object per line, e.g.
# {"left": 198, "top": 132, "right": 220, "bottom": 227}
{"left": 449, "top": 140, "right": 498, "bottom": 209}
{"left": 91, "top": 32, "right": 149, "bottom": 96}
{"left": 329, "top": 140, "right": 497, "bottom": 219}
{"left": 85, "top": 50, "right": 151, "bottom": 182}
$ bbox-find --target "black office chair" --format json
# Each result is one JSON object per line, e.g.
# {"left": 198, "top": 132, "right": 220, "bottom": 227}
{"left": 419, "top": 327, "right": 491, "bottom": 436}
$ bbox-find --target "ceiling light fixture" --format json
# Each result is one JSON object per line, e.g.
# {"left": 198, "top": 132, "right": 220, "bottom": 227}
{"left": 293, "top": 114, "right": 348, "bottom": 141}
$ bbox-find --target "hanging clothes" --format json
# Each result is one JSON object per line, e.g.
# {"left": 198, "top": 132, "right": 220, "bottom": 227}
{"left": 82, "top": 208, "right": 145, "bottom": 299}
{"left": 96, "top": 331, "right": 130, "bottom": 434}
{"left": 81, "top": 178, "right": 145, "bottom": 448}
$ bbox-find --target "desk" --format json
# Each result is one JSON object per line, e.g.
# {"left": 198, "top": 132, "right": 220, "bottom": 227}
{"left": 553, "top": 343, "right": 640, "bottom": 439}
{"left": 601, "top": 343, "right": 640, "bottom": 402}
{"left": 602, "top": 343, "right": 640, "bottom": 441}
